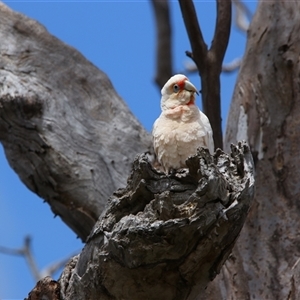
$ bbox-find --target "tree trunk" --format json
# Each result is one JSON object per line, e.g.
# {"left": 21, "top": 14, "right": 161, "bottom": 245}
{"left": 27, "top": 145, "right": 254, "bottom": 300}
{"left": 0, "top": 3, "right": 151, "bottom": 241}
{"left": 0, "top": 2, "right": 257, "bottom": 299}
{"left": 204, "top": 1, "right": 300, "bottom": 299}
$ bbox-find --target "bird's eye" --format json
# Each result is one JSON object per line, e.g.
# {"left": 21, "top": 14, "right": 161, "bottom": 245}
{"left": 173, "top": 84, "right": 180, "bottom": 93}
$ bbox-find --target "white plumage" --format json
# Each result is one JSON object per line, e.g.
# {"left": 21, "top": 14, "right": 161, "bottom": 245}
{"left": 152, "top": 74, "right": 214, "bottom": 173}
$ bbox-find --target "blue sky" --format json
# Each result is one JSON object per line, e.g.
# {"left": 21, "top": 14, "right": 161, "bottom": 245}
{"left": 0, "top": 1, "right": 257, "bottom": 298}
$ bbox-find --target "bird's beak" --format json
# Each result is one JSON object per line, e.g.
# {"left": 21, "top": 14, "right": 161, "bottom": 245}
{"left": 184, "top": 80, "right": 199, "bottom": 95}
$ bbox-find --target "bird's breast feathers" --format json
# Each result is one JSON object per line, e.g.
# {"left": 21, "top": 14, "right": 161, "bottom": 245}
{"left": 152, "top": 105, "right": 213, "bottom": 171}
{"left": 153, "top": 106, "right": 208, "bottom": 142}
{"left": 152, "top": 74, "right": 214, "bottom": 172}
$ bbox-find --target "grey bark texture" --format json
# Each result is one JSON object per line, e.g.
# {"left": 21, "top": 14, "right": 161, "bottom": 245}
{"left": 0, "top": 1, "right": 257, "bottom": 299}
{"left": 28, "top": 144, "right": 254, "bottom": 300}
{"left": 0, "top": 3, "right": 151, "bottom": 241}
{"left": 204, "top": 1, "right": 300, "bottom": 299}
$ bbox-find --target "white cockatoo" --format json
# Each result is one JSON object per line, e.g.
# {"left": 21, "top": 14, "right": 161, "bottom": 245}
{"left": 152, "top": 74, "right": 214, "bottom": 173}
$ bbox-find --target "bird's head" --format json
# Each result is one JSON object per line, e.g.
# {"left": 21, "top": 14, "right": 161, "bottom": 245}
{"left": 160, "top": 74, "right": 199, "bottom": 111}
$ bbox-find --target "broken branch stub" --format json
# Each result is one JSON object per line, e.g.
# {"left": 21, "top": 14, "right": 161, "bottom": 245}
{"left": 59, "top": 141, "right": 254, "bottom": 300}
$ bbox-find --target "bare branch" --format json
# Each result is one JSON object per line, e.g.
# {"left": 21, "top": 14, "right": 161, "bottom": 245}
{"left": 233, "top": 0, "right": 252, "bottom": 32}
{"left": 222, "top": 57, "right": 242, "bottom": 73}
{"left": 178, "top": 0, "right": 207, "bottom": 74}
{"left": 185, "top": 57, "right": 241, "bottom": 74}
{"left": 0, "top": 245, "right": 24, "bottom": 256}
{"left": 40, "top": 252, "right": 78, "bottom": 278}
{"left": 0, "top": 236, "right": 40, "bottom": 281}
{"left": 210, "top": 0, "right": 232, "bottom": 71}
{"left": 23, "top": 236, "right": 41, "bottom": 281}
{"left": 179, "top": 0, "right": 232, "bottom": 150}
{"left": 0, "top": 3, "right": 151, "bottom": 242}
{"left": 0, "top": 236, "right": 77, "bottom": 281}
{"left": 151, "top": 0, "right": 173, "bottom": 89}
{"left": 184, "top": 62, "right": 199, "bottom": 74}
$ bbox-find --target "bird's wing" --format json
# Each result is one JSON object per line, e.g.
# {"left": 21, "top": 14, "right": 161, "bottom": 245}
{"left": 199, "top": 110, "right": 214, "bottom": 154}
{"left": 152, "top": 118, "right": 159, "bottom": 156}
{"left": 152, "top": 116, "right": 166, "bottom": 158}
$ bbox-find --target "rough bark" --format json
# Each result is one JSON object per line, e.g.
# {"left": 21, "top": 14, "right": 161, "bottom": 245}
{"left": 0, "top": 3, "right": 151, "bottom": 241}
{"left": 27, "top": 276, "right": 60, "bottom": 300}
{"left": 0, "top": 2, "right": 257, "bottom": 299}
{"left": 204, "top": 1, "right": 300, "bottom": 299}
{"left": 26, "top": 143, "right": 254, "bottom": 300}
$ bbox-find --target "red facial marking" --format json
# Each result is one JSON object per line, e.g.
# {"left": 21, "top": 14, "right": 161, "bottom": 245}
{"left": 187, "top": 95, "right": 195, "bottom": 106}
{"left": 177, "top": 78, "right": 187, "bottom": 91}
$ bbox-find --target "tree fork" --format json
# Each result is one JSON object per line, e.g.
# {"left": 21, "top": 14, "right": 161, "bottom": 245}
{"left": 179, "top": 0, "right": 232, "bottom": 150}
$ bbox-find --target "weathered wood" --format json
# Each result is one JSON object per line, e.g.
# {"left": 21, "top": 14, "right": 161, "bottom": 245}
{"left": 56, "top": 143, "right": 254, "bottom": 300}
{"left": 1, "top": 2, "right": 256, "bottom": 299}
{"left": 205, "top": 1, "right": 300, "bottom": 299}
{"left": 27, "top": 276, "right": 60, "bottom": 300}
{"left": 0, "top": 3, "right": 151, "bottom": 241}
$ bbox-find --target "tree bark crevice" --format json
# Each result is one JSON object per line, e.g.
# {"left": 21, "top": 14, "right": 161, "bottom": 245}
{"left": 6, "top": 0, "right": 300, "bottom": 298}
{"left": 55, "top": 142, "right": 254, "bottom": 300}
{"left": 206, "top": 1, "right": 300, "bottom": 299}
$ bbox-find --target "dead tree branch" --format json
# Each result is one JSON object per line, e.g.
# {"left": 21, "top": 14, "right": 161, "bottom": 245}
{"left": 185, "top": 57, "right": 241, "bottom": 74}
{"left": 178, "top": 0, "right": 207, "bottom": 73}
{"left": 39, "top": 254, "right": 78, "bottom": 279}
{"left": 0, "top": 3, "right": 151, "bottom": 242}
{"left": 0, "top": 236, "right": 77, "bottom": 280}
{"left": 178, "top": 0, "right": 232, "bottom": 150}
{"left": 184, "top": 1, "right": 251, "bottom": 76}
{"left": 0, "top": 236, "right": 40, "bottom": 281}
{"left": 27, "top": 142, "right": 254, "bottom": 300}
{"left": 221, "top": 58, "right": 242, "bottom": 73}
{"left": 211, "top": 0, "right": 232, "bottom": 65}
{"left": 233, "top": 0, "right": 252, "bottom": 32}
{"left": 0, "top": 3, "right": 256, "bottom": 299}
{"left": 151, "top": 0, "right": 173, "bottom": 89}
